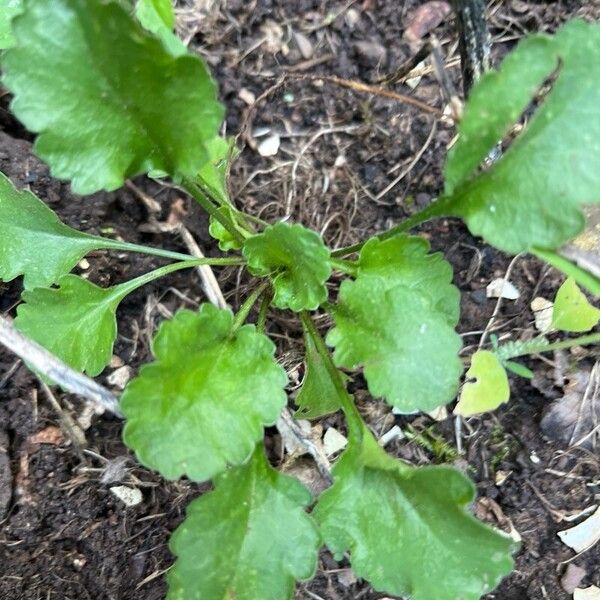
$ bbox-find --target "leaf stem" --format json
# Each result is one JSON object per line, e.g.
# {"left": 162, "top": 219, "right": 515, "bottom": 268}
{"left": 257, "top": 290, "right": 271, "bottom": 333}
{"left": 181, "top": 178, "right": 247, "bottom": 245}
{"left": 232, "top": 281, "right": 271, "bottom": 331}
{"left": 112, "top": 257, "right": 244, "bottom": 303}
{"left": 300, "top": 311, "right": 365, "bottom": 439}
{"left": 330, "top": 257, "right": 358, "bottom": 276}
{"left": 501, "top": 332, "right": 600, "bottom": 359}
{"left": 531, "top": 247, "right": 600, "bottom": 296}
{"left": 97, "top": 238, "right": 199, "bottom": 262}
{"left": 331, "top": 197, "right": 449, "bottom": 258}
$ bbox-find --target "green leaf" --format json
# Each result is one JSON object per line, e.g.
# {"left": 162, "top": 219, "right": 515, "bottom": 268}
{"left": 15, "top": 275, "right": 122, "bottom": 376}
{"left": 198, "top": 136, "right": 237, "bottom": 206}
{"left": 358, "top": 235, "right": 460, "bottom": 326}
{"left": 552, "top": 277, "right": 600, "bottom": 332}
{"left": 168, "top": 444, "right": 320, "bottom": 600}
{"left": 0, "top": 0, "right": 21, "bottom": 49}
{"left": 243, "top": 223, "right": 331, "bottom": 312}
{"left": 313, "top": 431, "right": 515, "bottom": 600}
{"left": 327, "top": 277, "right": 463, "bottom": 413}
{"left": 503, "top": 360, "right": 534, "bottom": 380}
{"left": 444, "top": 20, "right": 600, "bottom": 253}
{"left": 0, "top": 172, "right": 116, "bottom": 288}
{"left": 294, "top": 328, "right": 343, "bottom": 420}
{"left": 134, "top": 0, "right": 186, "bottom": 57}
{"left": 208, "top": 205, "right": 243, "bottom": 252}
{"left": 455, "top": 350, "right": 510, "bottom": 417}
{"left": 2, "top": 0, "right": 224, "bottom": 194}
{"left": 121, "top": 305, "right": 288, "bottom": 481}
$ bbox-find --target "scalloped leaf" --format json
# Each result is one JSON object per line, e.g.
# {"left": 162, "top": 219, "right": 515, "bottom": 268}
{"left": 327, "top": 276, "right": 462, "bottom": 413}
{"left": 0, "top": 0, "right": 21, "bottom": 49}
{"left": 0, "top": 172, "right": 117, "bottom": 288}
{"left": 243, "top": 222, "right": 331, "bottom": 312}
{"left": 168, "top": 444, "right": 320, "bottom": 600}
{"left": 121, "top": 305, "right": 288, "bottom": 481}
{"left": 552, "top": 277, "right": 600, "bottom": 332}
{"left": 454, "top": 350, "right": 510, "bottom": 417}
{"left": 358, "top": 235, "right": 460, "bottom": 326}
{"left": 208, "top": 205, "right": 243, "bottom": 252}
{"left": 444, "top": 20, "right": 600, "bottom": 253}
{"left": 135, "top": 0, "right": 186, "bottom": 57}
{"left": 15, "top": 275, "right": 123, "bottom": 376}
{"left": 314, "top": 431, "right": 515, "bottom": 600}
{"left": 2, "top": 0, "right": 223, "bottom": 194}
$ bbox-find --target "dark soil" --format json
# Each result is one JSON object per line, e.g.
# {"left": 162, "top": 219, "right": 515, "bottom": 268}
{"left": 1, "top": 1, "right": 599, "bottom": 599}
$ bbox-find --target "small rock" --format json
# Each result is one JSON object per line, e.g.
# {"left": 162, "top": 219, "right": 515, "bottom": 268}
{"left": 238, "top": 88, "right": 256, "bottom": 105}
{"left": 531, "top": 296, "right": 554, "bottom": 333}
{"left": 293, "top": 31, "right": 313, "bottom": 59}
{"left": 344, "top": 8, "right": 361, "bottom": 29}
{"left": 574, "top": 587, "right": 600, "bottom": 600}
{"left": 337, "top": 568, "right": 358, "bottom": 587}
{"left": 107, "top": 365, "right": 133, "bottom": 390}
{"left": 110, "top": 485, "right": 143, "bottom": 507}
{"left": 486, "top": 278, "right": 520, "bottom": 300}
{"left": 561, "top": 564, "right": 587, "bottom": 595}
{"left": 257, "top": 134, "right": 280, "bottom": 157}
{"left": 379, "top": 425, "right": 405, "bottom": 447}
{"left": 470, "top": 289, "right": 487, "bottom": 305}
{"left": 404, "top": 1, "right": 452, "bottom": 44}
{"left": 322, "top": 428, "right": 348, "bottom": 456}
{"left": 353, "top": 40, "right": 387, "bottom": 68}
{"left": 558, "top": 506, "right": 600, "bottom": 553}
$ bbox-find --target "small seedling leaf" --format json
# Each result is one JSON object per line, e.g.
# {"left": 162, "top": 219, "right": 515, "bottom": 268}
{"left": 15, "top": 275, "right": 121, "bottom": 376}
{"left": 327, "top": 277, "right": 462, "bottom": 413}
{"left": 0, "top": 0, "right": 21, "bottom": 48}
{"left": 198, "top": 136, "right": 237, "bottom": 206}
{"left": 0, "top": 172, "right": 115, "bottom": 288}
{"left": 358, "top": 236, "right": 460, "bottom": 326}
{"left": 455, "top": 350, "right": 510, "bottom": 417}
{"left": 168, "top": 444, "right": 320, "bottom": 600}
{"left": 552, "top": 277, "right": 600, "bottom": 332}
{"left": 243, "top": 222, "right": 331, "bottom": 311}
{"left": 294, "top": 329, "right": 343, "bottom": 420}
{"left": 503, "top": 360, "right": 534, "bottom": 380}
{"left": 313, "top": 431, "right": 515, "bottom": 600}
{"left": 121, "top": 305, "right": 287, "bottom": 481}
{"left": 2, "top": 0, "right": 223, "bottom": 194}
{"left": 444, "top": 20, "right": 600, "bottom": 253}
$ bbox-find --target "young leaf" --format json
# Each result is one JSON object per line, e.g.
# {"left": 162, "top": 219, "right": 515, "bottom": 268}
{"left": 243, "top": 223, "right": 331, "bottom": 312}
{"left": 327, "top": 277, "right": 463, "bottom": 413}
{"left": 0, "top": 172, "right": 116, "bottom": 288}
{"left": 0, "top": 0, "right": 21, "bottom": 49}
{"left": 294, "top": 329, "right": 343, "bottom": 420}
{"left": 503, "top": 360, "right": 534, "bottom": 380}
{"left": 168, "top": 444, "right": 320, "bottom": 600}
{"left": 198, "top": 136, "right": 237, "bottom": 206}
{"left": 135, "top": 0, "right": 186, "bottom": 57}
{"left": 121, "top": 305, "right": 287, "bottom": 481}
{"left": 454, "top": 350, "right": 510, "bottom": 417}
{"left": 2, "top": 0, "right": 224, "bottom": 194}
{"left": 358, "top": 235, "right": 460, "bottom": 326}
{"left": 552, "top": 277, "right": 600, "bottom": 333}
{"left": 313, "top": 432, "right": 515, "bottom": 600}
{"left": 208, "top": 205, "right": 243, "bottom": 252}
{"left": 15, "top": 275, "right": 122, "bottom": 376}
{"left": 443, "top": 20, "right": 600, "bottom": 253}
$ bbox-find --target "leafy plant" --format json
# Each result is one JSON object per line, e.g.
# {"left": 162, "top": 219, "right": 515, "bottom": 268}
{"left": 1, "top": 2, "right": 599, "bottom": 598}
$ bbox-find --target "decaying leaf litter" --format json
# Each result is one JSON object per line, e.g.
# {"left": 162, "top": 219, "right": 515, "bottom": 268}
{"left": 0, "top": 1, "right": 599, "bottom": 599}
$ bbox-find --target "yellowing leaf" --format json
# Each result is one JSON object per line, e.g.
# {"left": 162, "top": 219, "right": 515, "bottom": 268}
{"left": 455, "top": 351, "right": 510, "bottom": 417}
{"left": 552, "top": 277, "right": 600, "bottom": 332}
{"left": 168, "top": 445, "right": 320, "bottom": 600}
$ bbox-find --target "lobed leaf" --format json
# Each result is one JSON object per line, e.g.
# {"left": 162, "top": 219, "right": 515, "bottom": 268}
{"left": 358, "top": 236, "right": 460, "bottom": 326}
{"left": 443, "top": 20, "right": 600, "bottom": 253}
{"left": 455, "top": 350, "right": 510, "bottom": 417}
{"left": 552, "top": 277, "right": 600, "bottom": 332}
{"left": 314, "top": 431, "right": 515, "bottom": 600}
{"left": 15, "top": 275, "right": 122, "bottom": 376}
{"left": 294, "top": 329, "right": 343, "bottom": 420}
{"left": 121, "top": 305, "right": 288, "bottom": 481}
{"left": 243, "top": 222, "right": 331, "bottom": 312}
{"left": 0, "top": 0, "right": 21, "bottom": 49}
{"left": 2, "top": 0, "right": 224, "bottom": 194}
{"left": 0, "top": 172, "right": 115, "bottom": 288}
{"left": 168, "top": 444, "right": 320, "bottom": 600}
{"left": 327, "top": 236, "right": 462, "bottom": 413}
